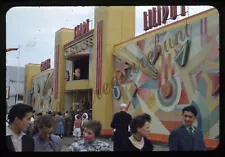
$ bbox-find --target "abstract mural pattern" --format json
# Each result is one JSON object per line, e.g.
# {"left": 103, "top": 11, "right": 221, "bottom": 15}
{"left": 113, "top": 12, "right": 219, "bottom": 140}
{"left": 31, "top": 70, "right": 54, "bottom": 113}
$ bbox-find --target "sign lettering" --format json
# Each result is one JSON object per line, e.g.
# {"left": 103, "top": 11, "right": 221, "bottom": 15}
{"left": 145, "top": 24, "right": 192, "bottom": 67}
{"left": 41, "top": 59, "right": 51, "bottom": 71}
{"left": 74, "top": 19, "right": 90, "bottom": 39}
{"left": 143, "top": 6, "right": 186, "bottom": 31}
{"left": 155, "top": 24, "right": 191, "bottom": 54}
{"left": 148, "top": 34, "right": 161, "bottom": 65}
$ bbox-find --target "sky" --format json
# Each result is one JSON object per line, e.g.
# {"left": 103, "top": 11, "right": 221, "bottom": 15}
{"left": 6, "top": 6, "right": 214, "bottom": 68}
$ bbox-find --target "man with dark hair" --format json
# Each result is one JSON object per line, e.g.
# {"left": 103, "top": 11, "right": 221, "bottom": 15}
{"left": 142, "top": 113, "right": 151, "bottom": 122}
{"left": 6, "top": 103, "right": 34, "bottom": 152}
{"left": 169, "top": 105, "right": 206, "bottom": 151}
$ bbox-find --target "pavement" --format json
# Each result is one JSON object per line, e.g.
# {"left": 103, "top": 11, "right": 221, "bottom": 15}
{"left": 61, "top": 136, "right": 169, "bottom": 151}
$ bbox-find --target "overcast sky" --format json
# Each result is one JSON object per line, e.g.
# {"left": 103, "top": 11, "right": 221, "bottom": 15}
{"left": 6, "top": 6, "right": 214, "bottom": 67}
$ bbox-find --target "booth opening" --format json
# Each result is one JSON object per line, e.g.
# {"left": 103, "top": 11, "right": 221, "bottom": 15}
{"left": 72, "top": 56, "right": 89, "bottom": 80}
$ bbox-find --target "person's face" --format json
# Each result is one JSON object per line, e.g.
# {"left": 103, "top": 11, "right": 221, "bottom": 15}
{"left": 83, "top": 128, "right": 95, "bottom": 143}
{"left": 183, "top": 111, "right": 196, "bottom": 126}
{"left": 137, "top": 121, "right": 150, "bottom": 137}
{"left": 14, "top": 112, "right": 33, "bottom": 132}
{"left": 38, "top": 127, "right": 54, "bottom": 140}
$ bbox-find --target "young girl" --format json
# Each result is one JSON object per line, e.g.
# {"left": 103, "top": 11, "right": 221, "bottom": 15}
{"left": 73, "top": 114, "right": 82, "bottom": 141}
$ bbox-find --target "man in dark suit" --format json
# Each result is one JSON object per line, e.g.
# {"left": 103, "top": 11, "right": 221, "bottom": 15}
{"left": 6, "top": 103, "right": 34, "bottom": 152}
{"left": 111, "top": 104, "right": 132, "bottom": 151}
{"left": 169, "top": 105, "right": 206, "bottom": 151}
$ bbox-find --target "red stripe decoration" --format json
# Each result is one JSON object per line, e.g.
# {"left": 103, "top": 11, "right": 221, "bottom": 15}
{"left": 200, "top": 19, "right": 203, "bottom": 47}
{"left": 57, "top": 45, "right": 59, "bottom": 98}
{"left": 164, "top": 56, "right": 168, "bottom": 82}
{"left": 168, "top": 53, "right": 171, "bottom": 79}
{"left": 54, "top": 45, "right": 56, "bottom": 99}
{"left": 200, "top": 18, "right": 207, "bottom": 48}
{"left": 204, "top": 17, "right": 207, "bottom": 38}
{"left": 96, "top": 22, "right": 99, "bottom": 94}
{"left": 99, "top": 21, "right": 103, "bottom": 94}
{"left": 158, "top": 72, "right": 161, "bottom": 88}
{"left": 204, "top": 17, "right": 207, "bottom": 47}
{"left": 96, "top": 21, "right": 103, "bottom": 95}
{"left": 54, "top": 45, "right": 59, "bottom": 99}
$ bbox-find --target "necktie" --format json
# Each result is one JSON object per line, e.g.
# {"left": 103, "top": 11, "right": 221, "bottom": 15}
{"left": 189, "top": 127, "right": 194, "bottom": 136}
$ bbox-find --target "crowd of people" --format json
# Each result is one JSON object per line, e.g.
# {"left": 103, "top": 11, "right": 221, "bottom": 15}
{"left": 110, "top": 104, "right": 206, "bottom": 151}
{"left": 5, "top": 103, "right": 206, "bottom": 152}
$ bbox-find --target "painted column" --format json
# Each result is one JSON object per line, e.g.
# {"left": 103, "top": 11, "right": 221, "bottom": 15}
{"left": 53, "top": 28, "right": 74, "bottom": 112}
{"left": 92, "top": 6, "right": 135, "bottom": 131}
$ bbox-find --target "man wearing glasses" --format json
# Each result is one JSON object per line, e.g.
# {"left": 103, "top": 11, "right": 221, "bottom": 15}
{"left": 169, "top": 105, "right": 206, "bottom": 151}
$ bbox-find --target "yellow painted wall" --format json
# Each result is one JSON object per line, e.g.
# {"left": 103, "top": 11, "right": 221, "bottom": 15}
{"left": 54, "top": 28, "right": 74, "bottom": 113}
{"left": 65, "top": 80, "right": 89, "bottom": 91}
{"left": 24, "top": 63, "right": 41, "bottom": 104}
{"left": 92, "top": 6, "right": 135, "bottom": 129}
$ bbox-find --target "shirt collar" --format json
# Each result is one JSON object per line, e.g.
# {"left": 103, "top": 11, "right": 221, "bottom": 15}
{"left": 183, "top": 123, "right": 195, "bottom": 131}
{"left": 6, "top": 126, "right": 25, "bottom": 138}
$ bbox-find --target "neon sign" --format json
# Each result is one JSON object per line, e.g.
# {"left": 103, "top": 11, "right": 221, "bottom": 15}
{"left": 143, "top": 6, "right": 186, "bottom": 31}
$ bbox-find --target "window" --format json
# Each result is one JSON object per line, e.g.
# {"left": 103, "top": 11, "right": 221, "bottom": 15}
{"left": 72, "top": 56, "right": 89, "bottom": 80}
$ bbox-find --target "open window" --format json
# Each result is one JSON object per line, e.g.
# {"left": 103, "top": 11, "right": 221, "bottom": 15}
{"left": 72, "top": 56, "right": 89, "bottom": 80}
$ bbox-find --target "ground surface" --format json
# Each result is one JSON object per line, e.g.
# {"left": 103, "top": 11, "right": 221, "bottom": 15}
{"left": 61, "top": 136, "right": 169, "bottom": 151}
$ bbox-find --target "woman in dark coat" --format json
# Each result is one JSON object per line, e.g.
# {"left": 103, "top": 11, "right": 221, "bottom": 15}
{"left": 123, "top": 114, "right": 154, "bottom": 151}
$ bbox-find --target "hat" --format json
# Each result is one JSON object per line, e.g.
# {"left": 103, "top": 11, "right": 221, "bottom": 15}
{"left": 120, "top": 103, "right": 127, "bottom": 109}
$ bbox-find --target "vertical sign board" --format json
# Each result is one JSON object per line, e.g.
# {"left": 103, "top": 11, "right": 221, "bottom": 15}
{"left": 143, "top": 6, "right": 187, "bottom": 31}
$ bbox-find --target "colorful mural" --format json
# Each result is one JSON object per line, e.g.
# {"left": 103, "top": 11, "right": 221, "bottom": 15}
{"left": 31, "top": 69, "right": 54, "bottom": 113}
{"left": 113, "top": 12, "right": 219, "bottom": 140}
